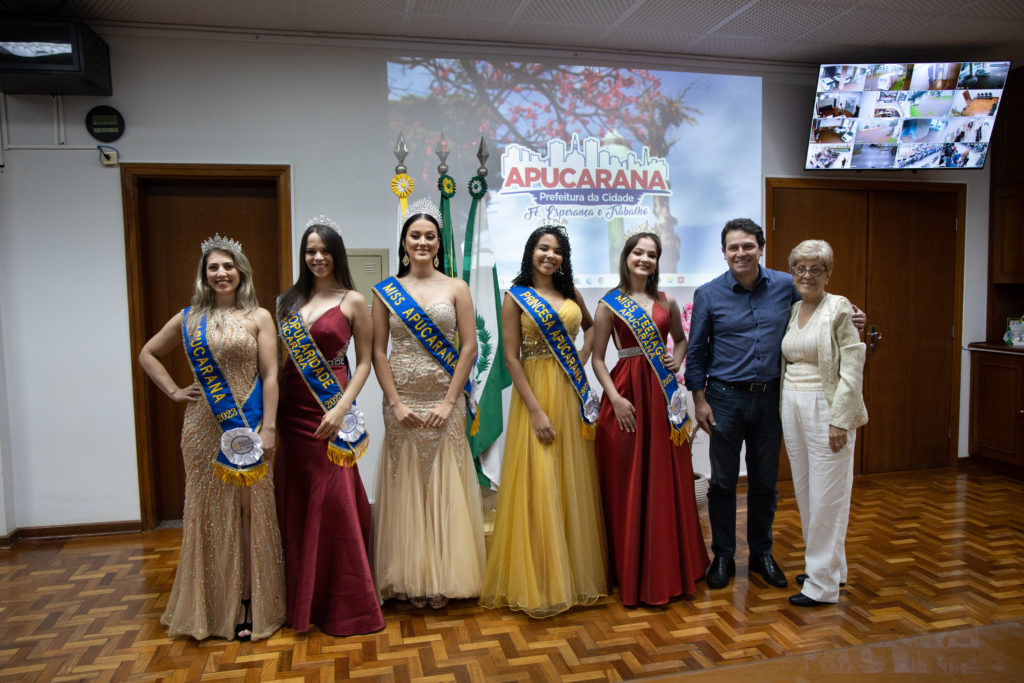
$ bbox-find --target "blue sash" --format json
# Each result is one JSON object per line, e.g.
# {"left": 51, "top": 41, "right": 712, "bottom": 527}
{"left": 372, "top": 276, "right": 479, "bottom": 435}
{"left": 181, "top": 308, "right": 266, "bottom": 486}
{"left": 509, "top": 287, "right": 599, "bottom": 439}
{"left": 599, "top": 290, "right": 694, "bottom": 445}
{"left": 277, "top": 304, "right": 369, "bottom": 467}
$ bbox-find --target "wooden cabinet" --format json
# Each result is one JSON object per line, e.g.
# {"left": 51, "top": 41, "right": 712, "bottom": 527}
{"left": 992, "top": 184, "right": 1024, "bottom": 283}
{"left": 969, "top": 344, "right": 1024, "bottom": 470}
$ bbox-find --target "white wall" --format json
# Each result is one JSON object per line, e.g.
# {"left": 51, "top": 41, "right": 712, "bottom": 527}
{"left": 762, "top": 72, "right": 988, "bottom": 465}
{"left": 0, "top": 27, "right": 990, "bottom": 528}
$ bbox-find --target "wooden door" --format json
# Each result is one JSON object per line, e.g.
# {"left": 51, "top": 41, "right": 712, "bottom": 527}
{"left": 768, "top": 187, "right": 868, "bottom": 478}
{"left": 861, "top": 189, "right": 957, "bottom": 472}
{"left": 767, "top": 179, "right": 964, "bottom": 475}
{"left": 122, "top": 165, "right": 291, "bottom": 528}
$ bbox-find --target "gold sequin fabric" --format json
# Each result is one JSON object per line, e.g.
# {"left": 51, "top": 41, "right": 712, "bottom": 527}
{"left": 162, "top": 313, "right": 285, "bottom": 641}
{"left": 374, "top": 300, "right": 486, "bottom": 600}
{"left": 518, "top": 299, "right": 582, "bottom": 361}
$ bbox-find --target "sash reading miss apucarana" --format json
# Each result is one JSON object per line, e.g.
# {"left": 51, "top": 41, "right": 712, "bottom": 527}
{"left": 181, "top": 308, "right": 266, "bottom": 486}
{"left": 509, "top": 286, "right": 599, "bottom": 439}
{"left": 599, "top": 290, "right": 694, "bottom": 445}
{"left": 277, "top": 302, "right": 369, "bottom": 467}
{"left": 372, "top": 276, "right": 479, "bottom": 435}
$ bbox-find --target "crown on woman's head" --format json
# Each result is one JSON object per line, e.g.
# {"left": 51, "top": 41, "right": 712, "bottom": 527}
{"left": 624, "top": 221, "right": 655, "bottom": 238}
{"left": 401, "top": 196, "right": 442, "bottom": 225}
{"left": 305, "top": 214, "right": 341, "bottom": 235}
{"left": 532, "top": 218, "right": 568, "bottom": 234}
{"left": 201, "top": 233, "right": 243, "bottom": 254}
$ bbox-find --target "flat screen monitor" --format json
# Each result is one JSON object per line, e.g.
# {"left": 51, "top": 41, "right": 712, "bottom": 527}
{"left": 805, "top": 61, "right": 1010, "bottom": 170}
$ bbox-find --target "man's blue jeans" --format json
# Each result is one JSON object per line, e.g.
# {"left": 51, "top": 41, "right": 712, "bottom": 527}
{"left": 704, "top": 379, "right": 782, "bottom": 559}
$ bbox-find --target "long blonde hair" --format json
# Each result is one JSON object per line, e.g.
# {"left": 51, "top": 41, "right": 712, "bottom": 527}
{"left": 187, "top": 244, "right": 258, "bottom": 333}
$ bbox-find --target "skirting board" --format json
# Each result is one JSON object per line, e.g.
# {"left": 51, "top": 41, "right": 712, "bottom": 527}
{"left": 0, "top": 520, "right": 142, "bottom": 550}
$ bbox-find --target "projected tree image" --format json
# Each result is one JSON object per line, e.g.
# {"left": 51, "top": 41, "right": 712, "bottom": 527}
{"left": 389, "top": 58, "right": 703, "bottom": 270}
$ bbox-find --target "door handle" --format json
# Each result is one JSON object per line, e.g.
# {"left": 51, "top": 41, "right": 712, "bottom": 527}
{"left": 869, "top": 324, "right": 882, "bottom": 355}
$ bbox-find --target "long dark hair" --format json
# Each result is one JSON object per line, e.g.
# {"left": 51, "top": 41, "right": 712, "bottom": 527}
{"left": 397, "top": 213, "right": 445, "bottom": 277}
{"left": 511, "top": 225, "right": 576, "bottom": 300}
{"left": 277, "top": 224, "right": 354, "bottom": 320}
{"left": 616, "top": 231, "right": 661, "bottom": 299}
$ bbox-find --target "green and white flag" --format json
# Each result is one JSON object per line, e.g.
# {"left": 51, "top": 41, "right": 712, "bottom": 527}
{"left": 462, "top": 174, "right": 511, "bottom": 487}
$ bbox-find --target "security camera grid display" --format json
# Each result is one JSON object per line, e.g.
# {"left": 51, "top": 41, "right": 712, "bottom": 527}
{"left": 807, "top": 61, "right": 1009, "bottom": 170}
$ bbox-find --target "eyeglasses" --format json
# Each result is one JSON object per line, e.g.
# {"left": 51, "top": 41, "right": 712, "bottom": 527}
{"left": 791, "top": 265, "right": 826, "bottom": 277}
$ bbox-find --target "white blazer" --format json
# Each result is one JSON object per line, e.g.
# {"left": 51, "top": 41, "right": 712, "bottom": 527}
{"left": 781, "top": 293, "right": 869, "bottom": 431}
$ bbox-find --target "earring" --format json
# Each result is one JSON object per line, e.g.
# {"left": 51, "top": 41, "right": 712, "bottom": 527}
{"left": 433, "top": 255, "right": 440, "bottom": 268}
{"left": 401, "top": 254, "right": 409, "bottom": 266}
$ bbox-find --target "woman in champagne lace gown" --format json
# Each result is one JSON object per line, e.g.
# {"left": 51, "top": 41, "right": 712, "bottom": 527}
{"left": 139, "top": 237, "right": 285, "bottom": 641}
{"left": 371, "top": 201, "right": 485, "bottom": 609}
{"left": 480, "top": 226, "right": 607, "bottom": 618}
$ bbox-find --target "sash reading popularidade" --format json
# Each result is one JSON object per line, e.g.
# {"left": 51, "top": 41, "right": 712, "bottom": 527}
{"left": 277, "top": 302, "right": 369, "bottom": 467}
{"left": 599, "top": 290, "right": 694, "bottom": 445}
{"left": 181, "top": 308, "right": 266, "bottom": 485}
{"left": 508, "top": 286, "right": 599, "bottom": 439}
{"left": 372, "top": 276, "right": 479, "bottom": 435}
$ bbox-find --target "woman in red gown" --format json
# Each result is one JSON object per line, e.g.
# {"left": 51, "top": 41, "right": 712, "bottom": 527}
{"left": 591, "top": 232, "right": 710, "bottom": 606}
{"left": 275, "top": 216, "right": 384, "bottom": 636}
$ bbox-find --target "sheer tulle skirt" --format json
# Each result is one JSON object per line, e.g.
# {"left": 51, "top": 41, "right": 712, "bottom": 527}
{"left": 480, "top": 356, "right": 608, "bottom": 617}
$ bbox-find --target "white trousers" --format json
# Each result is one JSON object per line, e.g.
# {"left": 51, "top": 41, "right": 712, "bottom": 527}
{"left": 781, "top": 389, "right": 855, "bottom": 603}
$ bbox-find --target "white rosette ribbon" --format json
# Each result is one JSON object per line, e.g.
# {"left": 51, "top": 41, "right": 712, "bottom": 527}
{"left": 583, "top": 388, "right": 601, "bottom": 423}
{"left": 220, "top": 427, "right": 264, "bottom": 466}
{"left": 338, "top": 404, "right": 367, "bottom": 443}
{"left": 667, "top": 386, "right": 687, "bottom": 426}
{"left": 467, "top": 377, "right": 480, "bottom": 414}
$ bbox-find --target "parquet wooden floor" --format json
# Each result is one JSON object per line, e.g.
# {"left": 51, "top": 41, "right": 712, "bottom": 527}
{"left": 2, "top": 467, "right": 1023, "bottom": 681}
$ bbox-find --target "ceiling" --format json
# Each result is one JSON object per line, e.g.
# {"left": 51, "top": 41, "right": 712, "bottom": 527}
{"left": 2, "top": 0, "right": 1023, "bottom": 66}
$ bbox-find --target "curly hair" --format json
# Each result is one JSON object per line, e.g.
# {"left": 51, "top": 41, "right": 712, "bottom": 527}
{"left": 511, "top": 225, "right": 576, "bottom": 299}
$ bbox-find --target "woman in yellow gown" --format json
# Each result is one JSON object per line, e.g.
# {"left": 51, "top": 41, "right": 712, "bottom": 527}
{"left": 480, "top": 226, "right": 608, "bottom": 618}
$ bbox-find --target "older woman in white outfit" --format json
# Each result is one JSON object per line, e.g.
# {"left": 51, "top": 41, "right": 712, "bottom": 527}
{"left": 780, "top": 239, "right": 868, "bottom": 607}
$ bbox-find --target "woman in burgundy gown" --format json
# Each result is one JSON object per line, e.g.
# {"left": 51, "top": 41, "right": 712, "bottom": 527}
{"left": 591, "top": 232, "right": 710, "bottom": 607}
{"left": 275, "top": 216, "right": 384, "bottom": 636}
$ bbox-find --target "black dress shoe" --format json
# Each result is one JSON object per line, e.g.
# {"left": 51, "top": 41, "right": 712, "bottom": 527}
{"left": 789, "top": 592, "right": 831, "bottom": 607}
{"left": 796, "top": 573, "right": 846, "bottom": 587}
{"left": 705, "top": 556, "right": 735, "bottom": 589}
{"left": 749, "top": 554, "right": 788, "bottom": 587}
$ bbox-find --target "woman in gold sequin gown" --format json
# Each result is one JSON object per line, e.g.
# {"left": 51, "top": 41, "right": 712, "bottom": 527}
{"left": 371, "top": 203, "right": 485, "bottom": 609}
{"left": 139, "top": 239, "right": 285, "bottom": 641}
{"left": 480, "top": 226, "right": 608, "bottom": 618}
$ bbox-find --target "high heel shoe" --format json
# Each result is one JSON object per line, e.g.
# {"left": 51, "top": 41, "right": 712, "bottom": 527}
{"left": 235, "top": 598, "right": 252, "bottom": 641}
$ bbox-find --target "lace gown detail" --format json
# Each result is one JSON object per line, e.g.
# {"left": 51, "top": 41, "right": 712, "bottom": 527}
{"left": 374, "top": 300, "right": 486, "bottom": 600}
{"left": 480, "top": 299, "right": 608, "bottom": 617}
{"left": 162, "top": 313, "right": 286, "bottom": 641}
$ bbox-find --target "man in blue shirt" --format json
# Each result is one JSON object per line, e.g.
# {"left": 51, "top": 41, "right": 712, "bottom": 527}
{"left": 685, "top": 218, "right": 862, "bottom": 591}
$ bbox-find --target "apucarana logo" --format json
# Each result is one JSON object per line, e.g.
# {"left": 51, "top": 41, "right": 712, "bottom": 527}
{"left": 500, "top": 134, "right": 670, "bottom": 222}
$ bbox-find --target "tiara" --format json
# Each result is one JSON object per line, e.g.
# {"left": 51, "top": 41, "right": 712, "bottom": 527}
{"left": 624, "top": 221, "right": 654, "bottom": 238}
{"left": 533, "top": 218, "right": 568, "bottom": 233}
{"left": 305, "top": 214, "right": 341, "bottom": 236}
{"left": 401, "top": 196, "right": 442, "bottom": 225}
{"left": 200, "top": 233, "right": 242, "bottom": 254}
